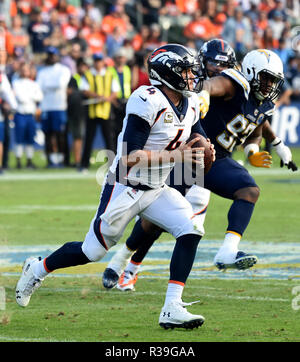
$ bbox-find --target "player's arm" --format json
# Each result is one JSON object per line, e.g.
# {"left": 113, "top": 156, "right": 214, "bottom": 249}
{"left": 197, "top": 75, "right": 237, "bottom": 119}
{"left": 243, "top": 124, "right": 272, "bottom": 168}
{"left": 121, "top": 114, "right": 204, "bottom": 168}
{"left": 262, "top": 121, "right": 298, "bottom": 171}
{"left": 203, "top": 76, "right": 236, "bottom": 99}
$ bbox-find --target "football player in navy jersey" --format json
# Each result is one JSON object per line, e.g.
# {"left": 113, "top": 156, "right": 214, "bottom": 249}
{"left": 102, "top": 40, "right": 298, "bottom": 292}
{"left": 16, "top": 44, "right": 217, "bottom": 329}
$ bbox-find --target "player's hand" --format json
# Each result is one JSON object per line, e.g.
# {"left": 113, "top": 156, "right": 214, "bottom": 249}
{"left": 173, "top": 137, "right": 205, "bottom": 167}
{"left": 248, "top": 151, "right": 272, "bottom": 168}
{"left": 198, "top": 90, "right": 210, "bottom": 119}
{"left": 273, "top": 138, "right": 298, "bottom": 172}
{"left": 206, "top": 138, "right": 216, "bottom": 162}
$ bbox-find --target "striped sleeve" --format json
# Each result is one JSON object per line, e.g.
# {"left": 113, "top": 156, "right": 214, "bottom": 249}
{"left": 221, "top": 68, "right": 251, "bottom": 100}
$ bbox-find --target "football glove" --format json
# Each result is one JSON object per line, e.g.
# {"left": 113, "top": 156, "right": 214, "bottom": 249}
{"left": 272, "top": 137, "right": 298, "bottom": 172}
{"left": 198, "top": 90, "right": 210, "bottom": 119}
{"left": 244, "top": 143, "right": 272, "bottom": 168}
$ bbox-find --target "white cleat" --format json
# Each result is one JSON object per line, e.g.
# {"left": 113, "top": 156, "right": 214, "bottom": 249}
{"left": 15, "top": 257, "right": 43, "bottom": 307}
{"left": 117, "top": 271, "right": 138, "bottom": 291}
{"left": 159, "top": 300, "right": 205, "bottom": 330}
{"left": 214, "top": 251, "right": 258, "bottom": 270}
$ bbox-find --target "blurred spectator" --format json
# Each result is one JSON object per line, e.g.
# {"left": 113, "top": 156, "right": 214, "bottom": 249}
{"left": 79, "top": 53, "right": 119, "bottom": 171}
{"left": 222, "top": 7, "right": 253, "bottom": 58}
{"left": 0, "top": 15, "right": 14, "bottom": 56}
{"left": 79, "top": 0, "right": 102, "bottom": 24}
{"left": 222, "top": 0, "right": 238, "bottom": 18}
{"left": 131, "top": 49, "right": 151, "bottom": 91}
{"left": 67, "top": 57, "right": 88, "bottom": 169}
{"left": 105, "top": 25, "right": 125, "bottom": 59}
{"left": 261, "top": 25, "right": 278, "bottom": 49}
{"left": 36, "top": 47, "right": 71, "bottom": 167}
{"left": 27, "top": 7, "right": 53, "bottom": 54}
{"left": 108, "top": 47, "right": 132, "bottom": 145}
{"left": 80, "top": 14, "right": 92, "bottom": 38}
{"left": 203, "top": 0, "right": 218, "bottom": 21}
{"left": 43, "top": 25, "right": 65, "bottom": 51}
{"left": 131, "top": 24, "right": 150, "bottom": 52}
{"left": 268, "top": 0, "right": 288, "bottom": 21}
{"left": 12, "top": 62, "right": 43, "bottom": 169}
{"left": 72, "top": 27, "right": 89, "bottom": 54}
{"left": 61, "top": 14, "right": 80, "bottom": 41}
{"left": 175, "top": 0, "right": 199, "bottom": 15}
{"left": 274, "top": 37, "right": 295, "bottom": 71}
{"left": 0, "top": 71, "right": 17, "bottom": 174}
{"left": 255, "top": 11, "right": 269, "bottom": 33}
{"left": 183, "top": 9, "right": 217, "bottom": 48}
{"left": 288, "top": 56, "right": 300, "bottom": 101}
{"left": 56, "top": 0, "right": 79, "bottom": 26}
{"left": 85, "top": 21, "right": 106, "bottom": 55}
{"left": 61, "top": 42, "right": 82, "bottom": 75}
{"left": 268, "top": 10, "right": 285, "bottom": 40}
{"left": 10, "top": 15, "right": 30, "bottom": 58}
{"left": 144, "top": 23, "right": 165, "bottom": 50}
{"left": 139, "top": 0, "right": 164, "bottom": 25}
{"left": 101, "top": 1, "right": 132, "bottom": 36}
{"left": 213, "top": 13, "right": 227, "bottom": 38}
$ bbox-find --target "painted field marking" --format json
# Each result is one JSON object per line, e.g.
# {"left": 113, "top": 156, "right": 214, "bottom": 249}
{"left": 1, "top": 240, "right": 300, "bottom": 280}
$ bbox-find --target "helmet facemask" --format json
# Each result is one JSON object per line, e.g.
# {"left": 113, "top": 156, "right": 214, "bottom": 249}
{"left": 251, "top": 69, "right": 284, "bottom": 101}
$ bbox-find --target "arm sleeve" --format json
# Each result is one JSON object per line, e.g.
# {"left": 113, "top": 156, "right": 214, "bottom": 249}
{"left": 122, "top": 114, "right": 151, "bottom": 154}
{"left": 192, "top": 119, "right": 208, "bottom": 138}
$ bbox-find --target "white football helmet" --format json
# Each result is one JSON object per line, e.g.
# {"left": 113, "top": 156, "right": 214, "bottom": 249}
{"left": 241, "top": 49, "right": 284, "bottom": 101}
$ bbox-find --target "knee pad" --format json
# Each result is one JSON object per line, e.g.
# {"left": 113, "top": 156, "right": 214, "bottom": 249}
{"left": 82, "top": 227, "right": 107, "bottom": 262}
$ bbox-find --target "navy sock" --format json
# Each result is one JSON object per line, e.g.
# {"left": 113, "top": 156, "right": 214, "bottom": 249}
{"left": 170, "top": 234, "right": 201, "bottom": 284}
{"left": 227, "top": 199, "right": 255, "bottom": 236}
{"left": 126, "top": 219, "right": 162, "bottom": 265}
{"left": 45, "top": 242, "right": 90, "bottom": 272}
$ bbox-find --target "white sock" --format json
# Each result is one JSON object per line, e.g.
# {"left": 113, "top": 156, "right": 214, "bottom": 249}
{"left": 107, "top": 244, "right": 135, "bottom": 276}
{"left": 15, "top": 144, "right": 23, "bottom": 158}
{"left": 124, "top": 260, "right": 141, "bottom": 276}
{"left": 32, "top": 258, "right": 49, "bottom": 279}
{"left": 214, "top": 231, "right": 241, "bottom": 263}
{"left": 25, "top": 145, "right": 34, "bottom": 159}
{"left": 164, "top": 281, "right": 184, "bottom": 307}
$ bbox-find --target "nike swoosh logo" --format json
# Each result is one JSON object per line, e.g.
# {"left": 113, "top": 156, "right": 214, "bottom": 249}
{"left": 139, "top": 96, "right": 147, "bottom": 102}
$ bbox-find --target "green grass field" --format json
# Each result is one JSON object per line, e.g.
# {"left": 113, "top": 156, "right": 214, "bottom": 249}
{"left": 0, "top": 148, "right": 300, "bottom": 342}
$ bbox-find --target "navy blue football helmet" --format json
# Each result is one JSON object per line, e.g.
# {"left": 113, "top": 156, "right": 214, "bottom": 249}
{"left": 199, "top": 39, "right": 237, "bottom": 78}
{"left": 148, "top": 44, "right": 204, "bottom": 96}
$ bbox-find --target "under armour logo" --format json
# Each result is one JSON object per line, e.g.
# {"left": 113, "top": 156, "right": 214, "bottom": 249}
{"left": 163, "top": 312, "right": 171, "bottom": 317}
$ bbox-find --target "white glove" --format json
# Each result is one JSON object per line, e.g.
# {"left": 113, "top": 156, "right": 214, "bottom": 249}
{"left": 272, "top": 137, "right": 298, "bottom": 171}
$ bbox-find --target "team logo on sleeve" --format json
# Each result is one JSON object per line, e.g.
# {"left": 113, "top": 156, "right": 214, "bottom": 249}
{"left": 164, "top": 112, "right": 174, "bottom": 123}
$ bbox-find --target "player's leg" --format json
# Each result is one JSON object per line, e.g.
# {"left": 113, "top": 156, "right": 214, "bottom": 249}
{"left": 25, "top": 114, "right": 37, "bottom": 168}
{"left": 141, "top": 186, "right": 205, "bottom": 329}
{"left": 14, "top": 113, "right": 25, "bottom": 168}
{"left": 103, "top": 218, "right": 162, "bottom": 289}
{"left": 205, "top": 157, "right": 258, "bottom": 270}
{"left": 15, "top": 179, "right": 133, "bottom": 307}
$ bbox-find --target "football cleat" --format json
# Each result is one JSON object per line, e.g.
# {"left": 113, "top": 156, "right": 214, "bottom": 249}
{"left": 16, "top": 257, "right": 43, "bottom": 307}
{"left": 215, "top": 251, "right": 258, "bottom": 270}
{"left": 117, "top": 271, "right": 138, "bottom": 291}
{"left": 102, "top": 268, "right": 119, "bottom": 289}
{"left": 159, "top": 300, "right": 205, "bottom": 330}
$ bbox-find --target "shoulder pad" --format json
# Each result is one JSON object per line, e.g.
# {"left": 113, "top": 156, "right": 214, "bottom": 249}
{"left": 221, "top": 68, "right": 250, "bottom": 100}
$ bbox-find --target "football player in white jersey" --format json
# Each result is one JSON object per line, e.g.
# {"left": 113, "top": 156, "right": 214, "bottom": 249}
{"left": 15, "top": 44, "right": 213, "bottom": 329}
